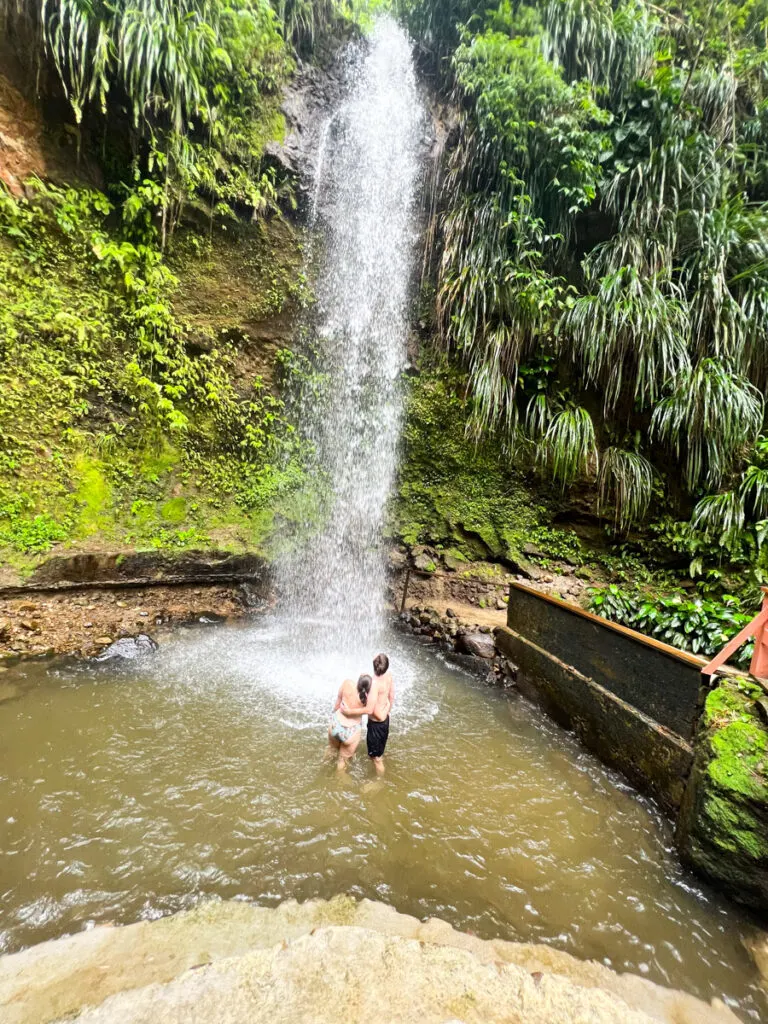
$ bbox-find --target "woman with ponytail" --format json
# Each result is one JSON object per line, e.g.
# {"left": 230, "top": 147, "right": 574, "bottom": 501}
{"left": 327, "top": 673, "right": 372, "bottom": 771}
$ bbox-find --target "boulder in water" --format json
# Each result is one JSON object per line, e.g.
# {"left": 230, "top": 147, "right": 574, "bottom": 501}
{"left": 95, "top": 634, "right": 157, "bottom": 662}
{"left": 456, "top": 631, "right": 496, "bottom": 659}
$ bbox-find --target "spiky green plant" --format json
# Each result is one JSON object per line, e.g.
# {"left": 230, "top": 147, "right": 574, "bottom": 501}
{"left": 741, "top": 463, "right": 768, "bottom": 520}
{"left": 597, "top": 446, "right": 653, "bottom": 533}
{"left": 537, "top": 405, "right": 596, "bottom": 487}
{"left": 651, "top": 358, "right": 764, "bottom": 490}
{"left": 690, "top": 490, "right": 746, "bottom": 552}
{"left": 273, "top": 0, "right": 336, "bottom": 54}
{"left": 405, "top": 0, "right": 768, "bottom": 543}
{"left": 561, "top": 266, "right": 689, "bottom": 411}
{"left": 0, "top": 0, "right": 324, "bottom": 238}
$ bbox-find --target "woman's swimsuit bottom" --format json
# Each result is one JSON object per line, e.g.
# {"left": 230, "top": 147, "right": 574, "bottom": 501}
{"left": 329, "top": 710, "right": 361, "bottom": 745}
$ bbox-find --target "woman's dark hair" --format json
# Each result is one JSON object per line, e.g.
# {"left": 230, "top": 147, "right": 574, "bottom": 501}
{"left": 373, "top": 653, "right": 389, "bottom": 677}
{"left": 357, "top": 673, "right": 372, "bottom": 705}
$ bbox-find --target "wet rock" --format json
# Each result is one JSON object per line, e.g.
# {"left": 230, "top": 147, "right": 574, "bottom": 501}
{"left": 445, "top": 607, "right": 456, "bottom": 618}
{"left": 0, "top": 897, "right": 737, "bottom": 1024}
{"left": 744, "top": 931, "right": 768, "bottom": 984}
{"left": 502, "top": 658, "right": 519, "bottom": 683}
{"left": 455, "top": 631, "right": 496, "bottom": 659}
{"left": 442, "top": 551, "right": 466, "bottom": 572}
{"left": 94, "top": 636, "right": 113, "bottom": 646}
{"left": 413, "top": 553, "right": 437, "bottom": 573}
{"left": 20, "top": 550, "right": 268, "bottom": 591}
{"left": 387, "top": 549, "right": 408, "bottom": 571}
{"left": 95, "top": 634, "right": 158, "bottom": 662}
{"left": 522, "top": 543, "right": 543, "bottom": 557}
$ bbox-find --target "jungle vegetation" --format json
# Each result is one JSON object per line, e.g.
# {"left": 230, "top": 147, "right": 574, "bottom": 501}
{"left": 398, "top": 0, "right": 768, "bottom": 592}
{"left": 0, "top": 0, "right": 353, "bottom": 561}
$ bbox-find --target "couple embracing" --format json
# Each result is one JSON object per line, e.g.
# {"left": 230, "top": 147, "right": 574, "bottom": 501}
{"left": 328, "top": 653, "right": 395, "bottom": 775}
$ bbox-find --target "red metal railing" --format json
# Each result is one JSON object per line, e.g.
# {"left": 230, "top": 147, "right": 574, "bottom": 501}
{"left": 701, "top": 586, "right": 768, "bottom": 683}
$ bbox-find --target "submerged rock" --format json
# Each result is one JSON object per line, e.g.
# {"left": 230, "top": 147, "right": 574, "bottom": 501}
{"left": 95, "top": 634, "right": 158, "bottom": 662}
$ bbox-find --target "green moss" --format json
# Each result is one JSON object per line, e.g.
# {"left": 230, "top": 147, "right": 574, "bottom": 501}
{"left": 141, "top": 445, "right": 179, "bottom": 482}
{"left": 701, "top": 792, "right": 768, "bottom": 860}
{"left": 702, "top": 677, "right": 768, "bottom": 802}
{"left": 689, "top": 675, "right": 768, "bottom": 867}
{"left": 703, "top": 676, "right": 763, "bottom": 728}
{"left": 160, "top": 497, "right": 187, "bottom": 524}
{"left": 392, "top": 368, "right": 554, "bottom": 560}
{"left": 707, "top": 715, "right": 768, "bottom": 803}
{"left": 0, "top": 183, "right": 315, "bottom": 571}
{"left": 73, "top": 455, "right": 112, "bottom": 536}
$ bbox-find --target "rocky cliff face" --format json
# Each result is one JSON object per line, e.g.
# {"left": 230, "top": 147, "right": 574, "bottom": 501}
{"left": 0, "top": 48, "right": 348, "bottom": 597}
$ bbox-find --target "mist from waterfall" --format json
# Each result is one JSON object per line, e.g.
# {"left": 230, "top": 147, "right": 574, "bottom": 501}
{"left": 278, "top": 17, "right": 424, "bottom": 643}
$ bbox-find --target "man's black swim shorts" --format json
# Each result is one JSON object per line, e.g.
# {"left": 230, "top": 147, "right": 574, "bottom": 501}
{"left": 366, "top": 715, "right": 390, "bottom": 759}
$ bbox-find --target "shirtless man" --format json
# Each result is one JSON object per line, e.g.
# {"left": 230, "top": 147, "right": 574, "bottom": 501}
{"left": 342, "top": 653, "right": 395, "bottom": 775}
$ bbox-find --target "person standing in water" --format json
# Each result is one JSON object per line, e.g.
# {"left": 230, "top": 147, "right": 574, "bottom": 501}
{"left": 328, "top": 674, "right": 372, "bottom": 771}
{"left": 341, "top": 653, "right": 395, "bottom": 775}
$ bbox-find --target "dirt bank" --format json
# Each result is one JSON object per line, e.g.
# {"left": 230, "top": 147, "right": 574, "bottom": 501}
{"left": 0, "top": 583, "right": 266, "bottom": 661}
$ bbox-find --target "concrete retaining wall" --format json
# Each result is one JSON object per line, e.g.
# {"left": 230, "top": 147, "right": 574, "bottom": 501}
{"left": 503, "top": 583, "right": 704, "bottom": 738}
{"left": 496, "top": 583, "right": 706, "bottom": 814}
{"left": 496, "top": 582, "right": 768, "bottom": 914}
{"left": 494, "top": 625, "right": 694, "bottom": 815}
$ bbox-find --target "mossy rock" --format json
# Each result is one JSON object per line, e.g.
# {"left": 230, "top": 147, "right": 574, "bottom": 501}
{"left": 676, "top": 675, "right": 768, "bottom": 910}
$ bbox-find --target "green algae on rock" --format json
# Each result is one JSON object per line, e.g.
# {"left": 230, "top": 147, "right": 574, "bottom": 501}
{"left": 677, "top": 675, "right": 768, "bottom": 910}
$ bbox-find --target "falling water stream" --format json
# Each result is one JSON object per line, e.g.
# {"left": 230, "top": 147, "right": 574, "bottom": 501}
{"left": 279, "top": 19, "right": 423, "bottom": 639}
{"left": 0, "top": 18, "right": 766, "bottom": 1022}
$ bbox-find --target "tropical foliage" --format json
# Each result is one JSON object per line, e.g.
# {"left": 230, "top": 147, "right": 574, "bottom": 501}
{"left": 588, "top": 584, "right": 756, "bottom": 666}
{"left": 0, "top": 0, "right": 356, "bottom": 559}
{"left": 0, "top": 0, "right": 348, "bottom": 235}
{"left": 399, "top": 0, "right": 768, "bottom": 577}
{"left": 0, "top": 178, "right": 311, "bottom": 557}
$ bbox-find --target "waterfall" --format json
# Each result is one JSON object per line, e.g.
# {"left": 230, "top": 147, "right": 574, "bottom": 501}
{"left": 279, "top": 17, "right": 424, "bottom": 643}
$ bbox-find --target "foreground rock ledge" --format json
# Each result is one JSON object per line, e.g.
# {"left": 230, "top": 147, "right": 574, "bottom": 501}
{"left": 0, "top": 897, "right": 739, "bottom": 1024}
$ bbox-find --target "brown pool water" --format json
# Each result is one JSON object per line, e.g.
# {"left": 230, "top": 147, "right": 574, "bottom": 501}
{"left": 0, "top": 618, "right": 765, "bottom": 1019}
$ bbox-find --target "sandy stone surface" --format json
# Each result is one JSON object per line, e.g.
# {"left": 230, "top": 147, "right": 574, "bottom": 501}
{"left": 0, "top": 897, "right": 739, "bottom": 1024}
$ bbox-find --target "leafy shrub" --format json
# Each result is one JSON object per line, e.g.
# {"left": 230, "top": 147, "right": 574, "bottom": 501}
{"left": 0, "top": 509, "right": 69, "bottom": 552}
{"left": 588, "top": 584, "right": 756, "bottom": 666}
